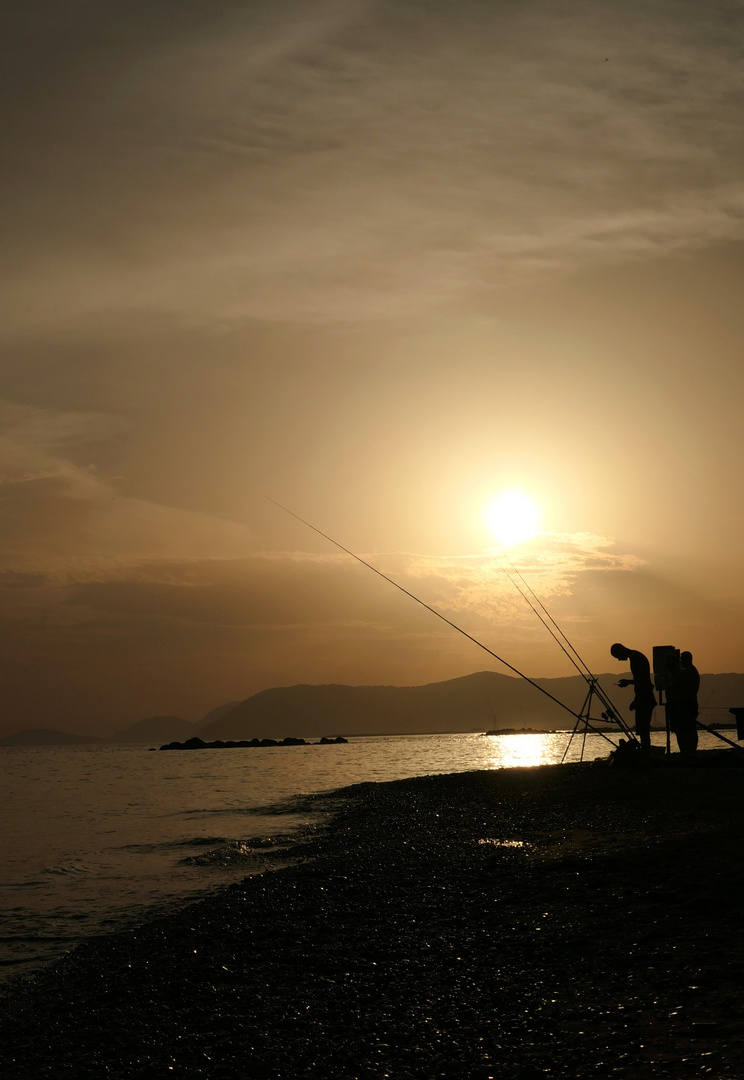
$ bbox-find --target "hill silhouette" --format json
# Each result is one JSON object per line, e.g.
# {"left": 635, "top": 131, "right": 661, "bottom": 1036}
{"left": 198, "top": 670, "right": 744, "bottom": 741}
{"left": 3, "top": 671, "right": 743, "bottom": 745}
{"left": 109, "top": 716, "right": 197, "bottom": 744}
{"left": 1, "top": 711, "right": 219, "bottom": 747}
{"left": 198, "top": 671, "right": 602, "bottom": 741}
{"left": 0, "top": 728, "right": 105, "bottom": 747}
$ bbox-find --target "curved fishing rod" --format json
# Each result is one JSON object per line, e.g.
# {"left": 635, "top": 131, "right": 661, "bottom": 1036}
{"left": 497, "top": 561, "right": 585, "bottom": 676}
{"left": 495, "top": 555, "right": 633, "bottom": 738}
{"left": 267, "top": 497, "right": 585, "bottom": 724}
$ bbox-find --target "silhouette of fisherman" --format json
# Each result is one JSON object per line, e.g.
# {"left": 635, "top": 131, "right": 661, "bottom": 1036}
{"left": 610, "top": 643, "right": 657, "bottom": 757}
{"left": 664, "top": 650, "right": 700, "bottom": 764}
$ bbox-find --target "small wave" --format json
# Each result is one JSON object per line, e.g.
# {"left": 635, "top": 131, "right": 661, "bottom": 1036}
{"left": 0, "top": 933, "right": 81, "bottom": 946}
{"left": 177, "top": 835, "right": 229, "bottom": 848}
{"left": 0, "top": 953, "right": 57, "bottom": 968}
{"left": 245, "top": 793, "right": 330, "bottom": 816}
{"left": 120, "top": 836, "right": 228, "bottom": 854}
{"left": 41, "top": 863, "right": 93, "bottom": 877}
{"left": 178, "top": 839, "right": 288, "bottom": 867}
{"left": 181, "top": 792, "right": 328, "bottom": 818}
{"left": 0, "top": 880, "right": 46, "bottom": 891}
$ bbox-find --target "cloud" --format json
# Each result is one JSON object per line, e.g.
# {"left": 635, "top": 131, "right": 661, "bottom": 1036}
{"left": 5, "top": 530, "right": 637, "bottom": 636}
{"left": 0, "top": 399, "right": 121, "bottom": 494}
{"left": 399, "top": 532, "right": 643, "bottom": 612}
{"left": 3, "top": 0, "right": 744, "bottom": 330}
{"left": 0, "top": 528, "right": 735, "bottom": 733}
{"left": 0, "top": 569, "right": 51, "bottom": 589}
{"left": 0, "top": 399, "right": 255, "bottom": 573}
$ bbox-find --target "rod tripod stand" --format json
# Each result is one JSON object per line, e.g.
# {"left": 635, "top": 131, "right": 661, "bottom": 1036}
{"left": 562, "top": 677, "right": 638, "bottom": 763}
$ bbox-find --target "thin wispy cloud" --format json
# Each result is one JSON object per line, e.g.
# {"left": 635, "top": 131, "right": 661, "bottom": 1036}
{"left": 0, "top": 401, "right": 254, "bottom": 572}
{"left": 3, "top": 1, "right": 743, "bottom": 329}
{"left": 362, "top": 535, "right": 644, "bottom": 624}
{"left": 0, "top": 400, "right": 121, "bottom": 499}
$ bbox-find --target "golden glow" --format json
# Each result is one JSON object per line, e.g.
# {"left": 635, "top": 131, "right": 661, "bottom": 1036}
{"left": 486, "top": 491, "right": 540, "bottom": 547}
{"left": 484, "top": 733, "right": 560, "bottom": 769}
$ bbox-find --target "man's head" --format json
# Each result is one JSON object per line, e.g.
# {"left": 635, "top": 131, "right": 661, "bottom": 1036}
{"left": 681, "top": 650, "right": 693, "bottom": 665}
{"left": 610, "top": 643, "right": 629, "bottom": 661}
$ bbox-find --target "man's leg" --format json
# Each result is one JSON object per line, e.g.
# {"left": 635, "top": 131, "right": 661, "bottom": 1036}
{"left": 677, "top": 724, "right": 698, "bottom": 763}
{"left": 635, "top": 705, "right": 652, "bottom": 757}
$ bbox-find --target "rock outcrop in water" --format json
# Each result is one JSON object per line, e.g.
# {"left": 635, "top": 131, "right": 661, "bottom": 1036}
{"left": 157, "top": 735, "right": 348, "bottom": 750}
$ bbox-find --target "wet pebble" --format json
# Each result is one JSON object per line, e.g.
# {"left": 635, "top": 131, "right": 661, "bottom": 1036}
{"left": 2, "top": 766, "right": 744, "bottom": 1078}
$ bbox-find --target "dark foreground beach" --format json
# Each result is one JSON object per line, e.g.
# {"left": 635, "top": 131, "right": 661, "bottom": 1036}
{"left": 2, "top": 756, "right": 744, "bottom": 1079}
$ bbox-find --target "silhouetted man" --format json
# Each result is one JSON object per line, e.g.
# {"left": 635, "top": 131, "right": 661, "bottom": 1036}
{"left": 610, "top": 643, "right": 657, "bottom": 757}
{"left": 665, "top": 650, "right": 700, "bottom": 763}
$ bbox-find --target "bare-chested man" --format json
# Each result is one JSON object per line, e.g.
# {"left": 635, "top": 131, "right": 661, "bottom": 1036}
{"left": 610, "top": 643, "right": 657, "bottom": 757}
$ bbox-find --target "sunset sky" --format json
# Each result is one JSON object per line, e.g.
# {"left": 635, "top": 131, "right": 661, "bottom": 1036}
{"left": 2, "top": 0, "right": 744, "bottom": 736}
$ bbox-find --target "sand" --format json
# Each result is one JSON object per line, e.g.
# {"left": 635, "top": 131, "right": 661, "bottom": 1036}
{"left": 2, "top": 755, "right": 744, "bottom": 1079}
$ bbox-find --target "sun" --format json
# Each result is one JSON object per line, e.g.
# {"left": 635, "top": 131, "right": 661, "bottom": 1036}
{"left": 486, "top": 491, "right": 540, "bottom": 547}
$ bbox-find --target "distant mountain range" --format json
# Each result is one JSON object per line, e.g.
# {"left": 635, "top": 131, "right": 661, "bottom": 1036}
{"left": 4, "top": 671, "right": 743, "bottom": 746}
{"left": 0, "top": 703, "right": 243, "bottom": 747}
{"left": 0, "top": 728, "right": 108, "bottom": 747}
{"left": 0, "top": 716, "right": 197, "bottom": 747}
{"left": 199, "top": 671, "right": 744, "bottom": 741}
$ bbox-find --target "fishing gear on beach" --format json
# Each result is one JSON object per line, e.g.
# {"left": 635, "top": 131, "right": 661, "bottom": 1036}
{"left": 268, "top": 497, "right": 611, "bottom": 733}
{"left": 654, "top": 645, "right": 743, "bottom": 756}
{"left": 492, "top": 554, "right": 637, "bottom": 758}
{"left": 270, "top": 499, "right": 742, "bottom": 765}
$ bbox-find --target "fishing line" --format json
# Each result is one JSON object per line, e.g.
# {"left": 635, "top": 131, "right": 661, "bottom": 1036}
{"left": 496, "top": 561, "right": 584, "bottom": 676}
{"left": 499, "top": 558, "right": 591, "bottom": 677}
{"left": 494, "top": 553, "right": 633, "bottom": 738}
{"left": 267, "top": 497, "right": 582, "bottom": 722}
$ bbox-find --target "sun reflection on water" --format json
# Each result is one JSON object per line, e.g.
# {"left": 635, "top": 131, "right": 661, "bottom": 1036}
{"left": 481, "top": 732, "right": 570, "bottom": 769}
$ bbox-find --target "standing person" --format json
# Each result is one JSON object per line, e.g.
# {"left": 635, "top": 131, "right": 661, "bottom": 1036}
{"left": 610, "top": 643, "right": 657, "bottom": 758}
{"left": 665, "top": 650, "right": 700, "bottom": 763}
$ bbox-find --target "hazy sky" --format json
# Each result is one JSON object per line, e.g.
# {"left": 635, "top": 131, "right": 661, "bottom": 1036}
{"left": 2, "top": 0, "right": 744, "bottom": 735}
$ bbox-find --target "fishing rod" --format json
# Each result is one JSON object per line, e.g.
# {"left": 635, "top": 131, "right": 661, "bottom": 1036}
{"left": 497, "top": 560, "right": 590, "bottom": 678}
{"left": 497, "top": 558, "right": 591, "bottom": 678}
{"left": 695, "top": 719, "right": 742, "bottom": 752}
{"left": 493, "top": 559, "right": 628, "bottom": 756}
{"left": 494, "top": 555, "right": 634, "bottom": 740}
{"left": 538, "top": 622, "right": 742, "bottom": 757}
{"left": 696, "top": 707, "right": 744, "bottom": 751}
{"left": 494, "top": 563, "right": 634, "bottom": 758}
{"left": 505, "top": 559, "right": 743, "bottom": 756}
{"left": 267, "top": 497, "right": 588, "bottom": 725}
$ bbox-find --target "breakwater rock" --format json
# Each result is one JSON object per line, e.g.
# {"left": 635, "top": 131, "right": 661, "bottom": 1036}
{"left": 157, "top": 735, "right": 348, "bottom": 750}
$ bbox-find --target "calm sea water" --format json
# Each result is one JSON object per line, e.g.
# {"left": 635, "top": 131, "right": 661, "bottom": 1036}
{"left": 0, "top": 728, "right": 728, "bottom": 980}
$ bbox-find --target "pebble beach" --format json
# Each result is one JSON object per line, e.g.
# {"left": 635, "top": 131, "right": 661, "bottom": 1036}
{"left": 2, "top": 755, "right": 744, "bottom": 1079}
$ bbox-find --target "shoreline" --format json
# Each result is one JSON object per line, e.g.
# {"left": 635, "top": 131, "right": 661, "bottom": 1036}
{"left": 2, "top": 761, "right": 744, "bottom": 1078}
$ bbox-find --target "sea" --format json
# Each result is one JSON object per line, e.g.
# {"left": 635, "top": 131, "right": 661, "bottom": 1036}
{"left": 0, "top": 728, "right": 730, "bottom": 982}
